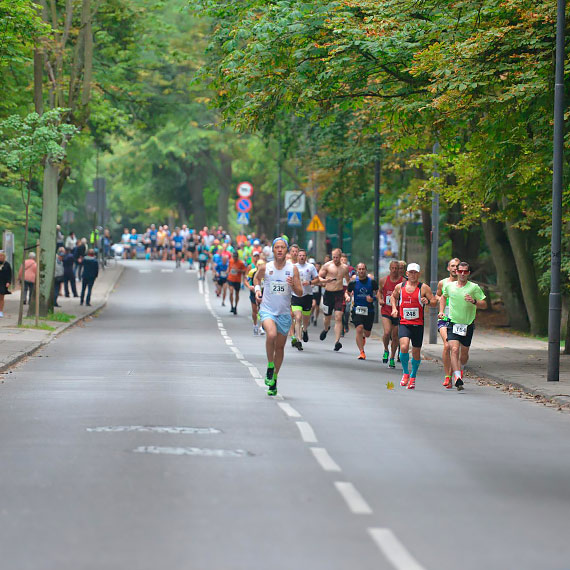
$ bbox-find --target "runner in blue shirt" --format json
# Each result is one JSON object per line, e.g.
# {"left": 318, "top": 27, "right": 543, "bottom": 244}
{"left": 215, "top": 256, "right": 229, "bottom": 305}
{"left": 172, "top": 228, "right": 185, "bottom": 268}
{"left": 196, "top": 240, "right": 210, "bottom": 281}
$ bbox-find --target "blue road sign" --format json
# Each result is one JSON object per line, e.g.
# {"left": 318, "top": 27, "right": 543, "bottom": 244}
{"left": 236, "top": 198, "right": 252, "bottom": 213}
{"left": 237, "top": 212, "right": 250, "bottom": 225}
{"left": 287, "top": 212, "right": 302, "bottom": 227}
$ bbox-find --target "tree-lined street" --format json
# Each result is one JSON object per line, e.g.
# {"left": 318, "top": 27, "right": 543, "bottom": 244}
{"left": 1, "top": 264, "right": 569, "bottom": 569}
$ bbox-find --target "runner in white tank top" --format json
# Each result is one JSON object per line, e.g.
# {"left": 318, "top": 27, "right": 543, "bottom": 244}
{"left": 254, "top": 237, "right": 302, "bottom": 396}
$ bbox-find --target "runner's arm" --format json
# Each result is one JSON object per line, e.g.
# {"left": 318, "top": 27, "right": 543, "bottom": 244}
{"left": 390, "top": 284, "right": 401, "bottom": 317}
{"left": 421, "top": 283, "right": 437, "bottom": 307}
{"left": 291, "top": 266, "right": 303, "bottom": 297}
{"left": 438, "top": 290, "right": 447, "bottom": 316}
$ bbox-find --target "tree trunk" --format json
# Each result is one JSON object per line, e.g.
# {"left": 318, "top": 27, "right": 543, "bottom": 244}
{"left": 39, "top": 161, "right": 59, "bottom": 316}
{"left": 504, "top": 220, "right": 548, "bottom": 335}
{"left": 217, "top": 152, "right": 231, "bottom": 230}
{"left": 447, "top": 204, "right": 482, "bottom": 270}
{"left": 186, "top": 164, "right": 206, "bottom": 229}
{"left": 481, "top": 220, "right": 529, "bottom": 330}
{"left": 421, "top": 208, "right": 431, "bottom": 285}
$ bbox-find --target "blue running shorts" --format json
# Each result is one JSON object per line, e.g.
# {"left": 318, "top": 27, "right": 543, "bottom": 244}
{"left": 259, "top": 310, "right": 292, "bottom": 336}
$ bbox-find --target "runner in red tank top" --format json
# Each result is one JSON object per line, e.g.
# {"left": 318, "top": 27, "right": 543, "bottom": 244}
{"left": 390, "top": 263, "right": 436, "bottom": 390}
{"left": 379, "top": 260, "right": 403, "bottom": 368}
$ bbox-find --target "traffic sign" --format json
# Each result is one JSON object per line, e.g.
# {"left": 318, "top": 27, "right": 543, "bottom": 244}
{"left": 235, "top": 197, "right": 252, "bottom": 213}
{"left": 287, "top": 212, "right": 302, "bottom": 227}
{"left": 284, "top": 191, "right": 305, "bottom": 213}
{"left": 237, "top": 212, "right": 250, "bottom": 225}
{"left": 307, "top": 214, "right": 325, "bottom": 232}
{"left": 237, "top": 181, "right": 253, "bottom": 198}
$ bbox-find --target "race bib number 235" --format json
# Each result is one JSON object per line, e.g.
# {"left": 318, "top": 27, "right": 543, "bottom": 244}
{"left": 270, "top": 281, "right": 288, "bottom": 295}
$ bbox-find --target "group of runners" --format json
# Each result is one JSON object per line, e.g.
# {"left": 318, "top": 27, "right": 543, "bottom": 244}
{"left": 124, "top": 224, "right": 486, "bottom": 396}
{"left": 197, "top": 234, "right": 487, "bottom": 397}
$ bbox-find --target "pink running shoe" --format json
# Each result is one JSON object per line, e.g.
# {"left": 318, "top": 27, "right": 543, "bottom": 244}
{"left": 400, "top": 374, "right": 410, "bottom": 387}
{"left": 407, "top": 377, "right": 416, "bottom": 390}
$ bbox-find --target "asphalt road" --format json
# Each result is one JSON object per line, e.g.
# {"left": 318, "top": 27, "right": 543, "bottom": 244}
{"left": 1, "top": 260, "right": 569, "bottom": 570}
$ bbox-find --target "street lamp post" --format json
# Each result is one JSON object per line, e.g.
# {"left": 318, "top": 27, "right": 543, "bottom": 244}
{"left": 547, "top": 0, "right": 566, "bottom": 382}
{"left": 374, "top": 157, "right": 380, "bottom": 323}
{"left": 429, "top": 141, "right": 440, "bottom": 344}
{"left": 277, "top": 161, "right": 282, "bottom": 236}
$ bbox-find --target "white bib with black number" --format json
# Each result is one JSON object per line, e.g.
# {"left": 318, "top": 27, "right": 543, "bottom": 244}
{"left": 452, "top": 323, "right": 468, "bottom": 336}
{"left": 355, "top": 306, "right": 368, "bottom": 316}
{"left": 403, "top": 308, "right": 419, "bottom": 320}
{"left": 270, "top": 281, "right": 288, "bottom": 296}
{"left": 220, "top": 271, "right": 227, "bottom": 278}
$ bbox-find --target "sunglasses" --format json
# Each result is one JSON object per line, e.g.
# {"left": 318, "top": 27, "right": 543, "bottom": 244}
{"left": 457, "top": 269, "right": 470, "bottom": 274}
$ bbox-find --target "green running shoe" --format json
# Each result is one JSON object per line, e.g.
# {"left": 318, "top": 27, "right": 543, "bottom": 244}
{"left": 389, "top": 358, "right": 395, "bottom": 369}
{"left": 382, "top": 350, "right": 389, "bottom": 363}
{"left": 265, "top": 366, "right": 275, "bottom": 387}
{"left": 267, "top": 376, "right": 278, "bottom": 396}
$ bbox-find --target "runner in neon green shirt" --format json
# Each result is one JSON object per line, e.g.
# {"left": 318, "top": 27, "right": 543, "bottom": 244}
{"left": 440, "top": 261, "right": 487, "bottom": 391}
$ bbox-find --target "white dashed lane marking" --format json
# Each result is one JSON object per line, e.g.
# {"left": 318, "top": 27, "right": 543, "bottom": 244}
{"left": 334, "top": 482, "right": 373, "bottom": 515}
{"left": 296, "top": 421, "right": 318, "bottom": 443}
{"left": 277, "top": 402, "right": 301, "bottom": 418}
{"left": 368, "top": 528, "right": 426, "bottom": 570}
{"left": 310, "top": 447, "right": 342, "bottom": 472}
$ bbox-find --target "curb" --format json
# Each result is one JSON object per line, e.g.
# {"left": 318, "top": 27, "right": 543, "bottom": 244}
{"left": 420, "top": 347, "right": 570, "bottom": 409}
{"left": 0, "top": 265, "right": 124, "bottom": 374}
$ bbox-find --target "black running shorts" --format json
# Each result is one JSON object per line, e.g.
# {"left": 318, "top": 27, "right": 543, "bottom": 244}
{"left": 398, "top": 323, "right": 424, "bottom": 348}
{"left": 446, "top": 322, "right": 475, "bottom": 347}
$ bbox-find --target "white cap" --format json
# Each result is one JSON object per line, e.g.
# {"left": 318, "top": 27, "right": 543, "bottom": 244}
{"left": 407, "top": 263, "right": 420, "bottom": 272}
{"left": 252, "top": 250, "right": 260, "bottom": 256}
{"left": 309, "top": 258, "right": 316, "bottom": 264}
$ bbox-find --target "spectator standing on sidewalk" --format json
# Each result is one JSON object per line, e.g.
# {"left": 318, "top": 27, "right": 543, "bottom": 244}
{"left": 0, "top": 251, "right": 13, "bottom": 317}
{"left": 65, "top": 231, "right": 77, "bottom": 251}
{"left": 80, "top": 249, "right": 99, "bottom": 306}
{"left": 56, "top": 225, "right": 64, "bottom": 250}
{"left": 63, "top": 249, "right": 78, "bottom": 298}
{"left": 18, "top": 252, "right": 37, "bottom": 305}
{"left": 54, "top": 248, "right": 65, "bottom": 307}
{"left": 73, "top": 237, "right": 87, "bottom": 280}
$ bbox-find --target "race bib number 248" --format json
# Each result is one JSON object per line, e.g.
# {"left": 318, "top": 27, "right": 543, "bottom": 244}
{"left": 403, "top": 308, "right": 419, "bottom": 320}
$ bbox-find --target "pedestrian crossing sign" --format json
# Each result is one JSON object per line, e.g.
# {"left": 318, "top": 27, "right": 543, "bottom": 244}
{"left": 287, "top": 212, "right": 302, "bottom": 227}
{"left": 237, "top": 212, "right": 250, "bottom": 225}
{"left": 306, "top": 214, "right": 325, "bottom": 232}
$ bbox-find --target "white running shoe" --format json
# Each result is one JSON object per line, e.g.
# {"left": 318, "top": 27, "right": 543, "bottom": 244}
{"left": 258, "top": 326, "right": 265, "bottom": 335}
{"left": 253, "top": 325, "right": 259, "bottom": 336}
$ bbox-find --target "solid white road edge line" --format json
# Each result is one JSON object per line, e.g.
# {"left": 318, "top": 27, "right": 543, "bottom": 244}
{"left": 334, "top": 482, "right": 373, "bottom": 515}
{"left": 296, "top": 421, "right": 318, "bottom": 443}
{"left": 310, "top": 447, "right": 341, "bottom": 472}
{"left": 368, "top": 528, "right": 426, "bottom": 570}
{"left": 277, "top": 402, "right": 301, "bottom": 418}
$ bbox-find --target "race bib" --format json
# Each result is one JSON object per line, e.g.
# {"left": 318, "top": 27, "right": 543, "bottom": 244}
{"left": 403, "top": 308, "right": 419, "bottom": 320}
{"left": 452, "top": 323, "right": 468, "bottom": 336}
{"left": 270, "top": 281, "right": 288, "bottom": 295}
{"left": 220, "top": 271, "right": 227, "bottom": 278}
{"left": 355, "top": 306, "right": 368, "bottom": 316}
{"left": 312, "top": 285, "right": 320, "bottom": 293}
{"left": 230, "top": 269, "right": 237, "bottom": 274}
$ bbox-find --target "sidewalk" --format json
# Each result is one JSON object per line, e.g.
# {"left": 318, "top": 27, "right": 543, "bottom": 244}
{"left": 370, "top": 319, "right": 570, "bottom": 407}
{"left": 0, "top": 263, "right": 124, "bottom": 372}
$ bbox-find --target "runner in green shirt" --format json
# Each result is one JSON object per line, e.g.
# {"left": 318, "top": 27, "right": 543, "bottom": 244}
{"left": 439, "top": 261, "right": 487, "bottom": 391}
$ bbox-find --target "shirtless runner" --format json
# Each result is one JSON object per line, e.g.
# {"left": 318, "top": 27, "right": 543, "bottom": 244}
{"left": 318, "top": 248, "right": 352, "bottom": 352}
